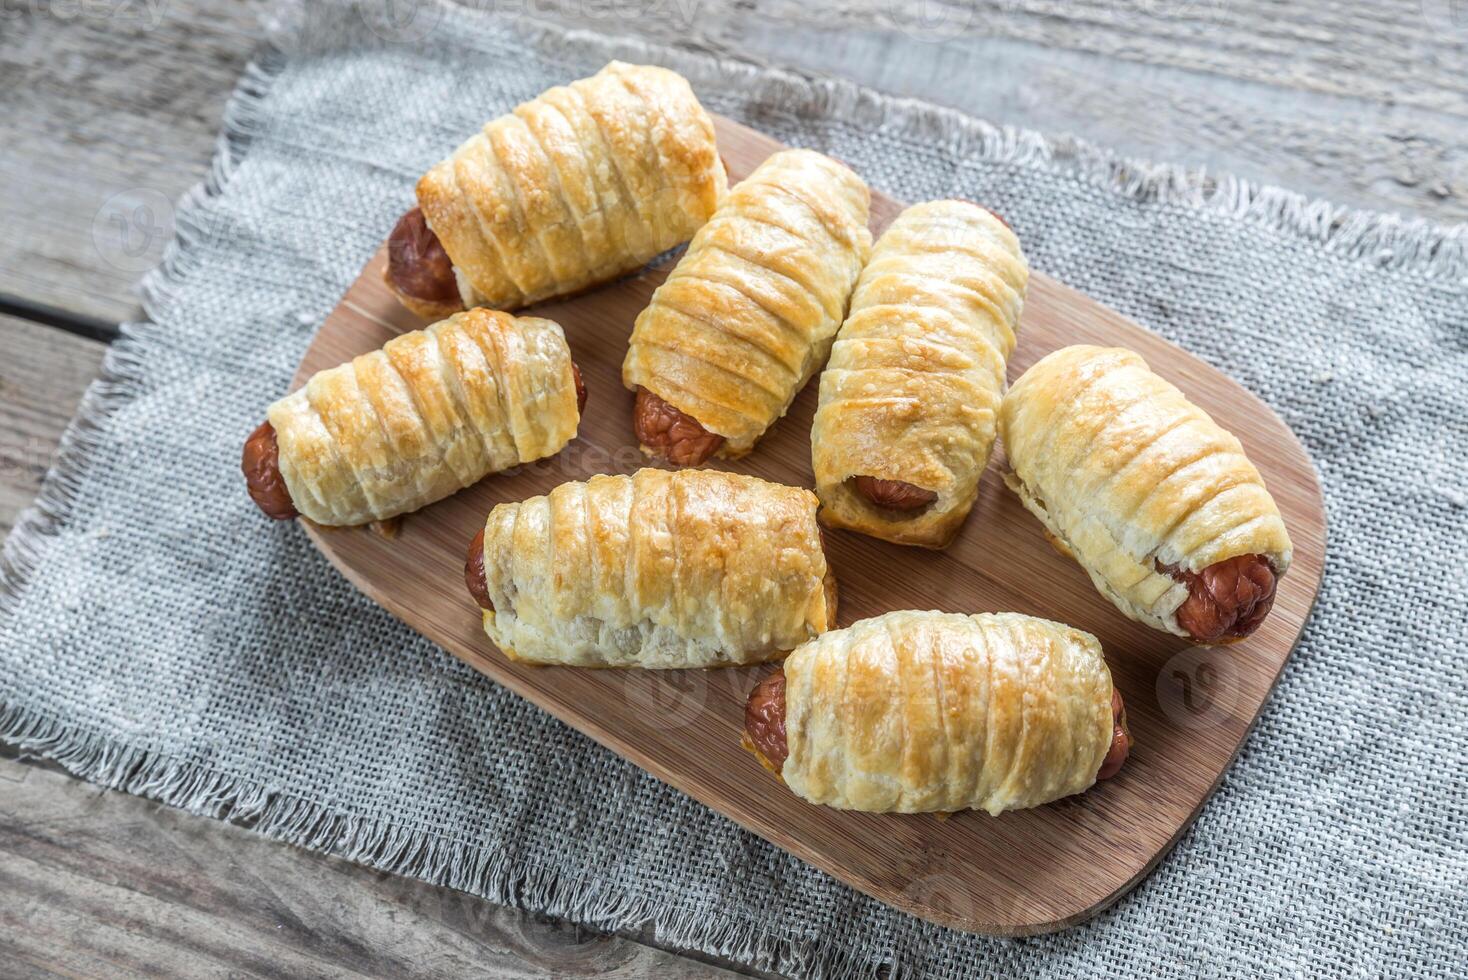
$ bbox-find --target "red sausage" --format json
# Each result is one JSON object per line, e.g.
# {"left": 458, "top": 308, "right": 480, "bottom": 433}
{"left": 632, "top": 387, "right": 724, "bottom": 466}
{"left": 386, "top": 207, "right": 460, "bottom": 308}
{"left": 241, "top": 421, "right": 298, "bottom": 520}
{"left": 852, "top": 475, "right": 937, "bottom": 511}
{"left": 743, "top": 669, "right": 788, "bottom": 770}
{"left": 1096, "top": 688, "right": 1131, "bottom": 781}
{"left": 465, "top": 527, "right": 493, "bottom": 612}
{"left": 1164, "top": 554, "right": 1277, "bottom": 644}
{"left": 572, "top": 363, "right": 587, "bottom": 414}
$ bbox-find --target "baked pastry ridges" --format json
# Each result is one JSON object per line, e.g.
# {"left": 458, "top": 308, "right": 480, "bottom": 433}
{"left": 386, "top": 61, "right": 727, "bottom": 316}
{"left": 811, "top": 199, "right": 1028, "bottom": 549}
{"left": 243, "top": 308, "right": 582, "bottom": 527}
{"left": 998, "top": 344, "right": 1292, "bottom": 643}
{"left": 742, "top": 610, "right": 1128, "bottom": 815}
{"left": 467, "top": 468, "right": 836, "bottom": 668}
{"left": 623, "top": 148, "right": 873, "bottom": 465}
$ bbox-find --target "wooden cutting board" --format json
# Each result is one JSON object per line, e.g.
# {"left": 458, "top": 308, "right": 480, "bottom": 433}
{"left": 293, "top": 116, "right": 1326, "bottom": 935}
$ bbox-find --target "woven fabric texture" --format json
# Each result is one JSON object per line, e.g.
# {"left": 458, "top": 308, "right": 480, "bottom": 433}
{"left": 3, "top": 3, "right": 1466, "bottom": 976}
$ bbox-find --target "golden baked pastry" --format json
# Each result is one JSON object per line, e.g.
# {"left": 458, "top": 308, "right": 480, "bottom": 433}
{"left": 242, "top": 309, "right": 582, "bottom": 526}
{"left": 386, "top": 62, "right": 727, "bottom": 316}
{"left": 741, "top": 611, "right": 1130, "bottom": 814}
{"left": 998, "top": 345, "right": 1293, "bottom": 644}
{"left": 465, "top": 469, "right": 836, "bottom": 667}
{"left": 622, "top": 149, "right": 872, "bottom": 465}
{"left": 811, "top": 200, "right": 1028, "bottom": 547}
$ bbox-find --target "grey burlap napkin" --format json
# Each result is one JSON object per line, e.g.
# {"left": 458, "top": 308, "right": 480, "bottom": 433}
{"left": 3, "top": 2, "right": 1466, "bottom": 976}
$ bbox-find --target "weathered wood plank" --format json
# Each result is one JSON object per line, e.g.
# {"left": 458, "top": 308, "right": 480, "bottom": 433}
{"left": 0, "top": 0, "right": 267, "bottom": 326}
{"left": 0, "top": 752, "right": 752, "bottom": 979}
{"left": 754, "top": 0, "right": 1468, "bottom": 114}
{"left": 0, "top": 315, "right": 107, "bottom": 537}
{"left": 719, "top": 22, "right": 1468, "bottom": 224}
{"left": 0, "top": 0, "right": 1463, "bottom": 327}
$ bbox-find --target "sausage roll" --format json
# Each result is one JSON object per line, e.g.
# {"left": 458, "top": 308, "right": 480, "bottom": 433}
{"left": 465, "top": 469, "right": 836, "bottom": 667}
{"left": 811, "top": 201, "right": 1028, "bottom": 548}
{"left": 742, "top": 611, "right": 1131, "bottom": 815}
{"left": 998, "top": 345, "right": 1293, "bottom": 644}
{"left": 242, "top": 309, "right": 584, "bottom": 527}
{"left": 385, "top": 61, "right": 727, "bottom": 317}
{"left": 623, "top": 149, "right": 872, "bottom": 465}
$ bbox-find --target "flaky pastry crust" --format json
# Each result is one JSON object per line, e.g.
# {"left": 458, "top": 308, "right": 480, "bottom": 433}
{"left": 997, "top": 345, "right": 1292, "bottom": 638}
{"left": 622, "top": 149, "right": 872, "bottom": 456}
{"left": 811, "top": 201, "right": 1028, "bottom": 547}
{"left": 781, "top": 611, "right": 1114, "bottom": 815}
{"left": 267, "top": 309, "right": 579, "bottom": 526}
{"left": 476, "top": 469, "right": 836, "bottom": 667}
{"left": 415, "top": 61, "right": 727, "bottom": 311}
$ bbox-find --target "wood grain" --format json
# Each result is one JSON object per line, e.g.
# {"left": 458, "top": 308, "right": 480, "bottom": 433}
{"left": 1, "top": 0, "right": 1461, "bottom": 329}
{"left": 291, "top": 116, "right": 1327, "bottom": 936}
{"left": 0, "top": 0, "right": 267, "bottom": 327}
{"left": 0, "top": 315, "right": 107, "bottom": 537}
{"left": 0, "top": 751, "right": 754, "bottom": 979}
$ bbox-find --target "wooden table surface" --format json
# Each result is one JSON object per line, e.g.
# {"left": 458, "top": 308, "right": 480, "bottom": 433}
{"left": 2, "top": 1, "right": 1463, "bottom": 975}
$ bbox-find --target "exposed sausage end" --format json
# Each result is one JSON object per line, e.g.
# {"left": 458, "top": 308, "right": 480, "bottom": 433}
{"left": 1164, "top": 554, "right": 1278, "bottom": 644}
{"left": 241, "top": 421, "right": 298, "bottom": 520}
{"left": 465, "top": 527, "right": 493, "bottom": 612}
{"left": 386, "top": 207, "right": 462, "bottom": 309}
{"left": 571, "top": 363, "right": 587, "bottom": 415}
{"left": 743, "top": 669, "right": 788, "bottom": 771}
{"left": 632, "top": 387, "right": 724, "bottom": 466}
{"left": 1096, "top": 688, "right": 1131, "bottom": 781}
{"left": 851, "top": 475, "right": 938, "bottom": 512}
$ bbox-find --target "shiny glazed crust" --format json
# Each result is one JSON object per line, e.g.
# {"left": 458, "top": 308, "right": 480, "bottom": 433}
{"left": 781, "top": 611, "right": 1114, "bottom": 815}
{"left": 811, "top": 201, "right": 1028, "bottom": 547}
{"left": 622, "top": 149, "right": 872, "bottom": 455}
{"left": 997, "top": 345, "right": 1293, "bottom": 637}
{"left": 415, "top": 61, "right": 727, "bottom": 310}
{"left": 267, "top": 310, "right": 580, "bottom": 526}
{"left": 477, "top": 469, "right": 836, "bottom": 667}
